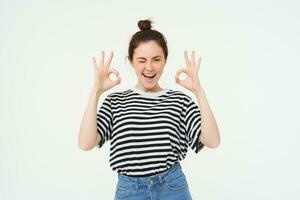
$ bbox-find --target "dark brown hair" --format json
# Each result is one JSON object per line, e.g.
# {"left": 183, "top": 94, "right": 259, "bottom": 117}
{"left": 128, "top": 18, "right": 168, "bottom": 62}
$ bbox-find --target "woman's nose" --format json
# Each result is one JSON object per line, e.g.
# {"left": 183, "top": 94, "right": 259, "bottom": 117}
{"left": 145, "top": 62, "right": 153, "bottom": 70}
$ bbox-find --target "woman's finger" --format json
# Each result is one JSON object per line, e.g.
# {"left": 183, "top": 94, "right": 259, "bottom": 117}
{"left": 107, "top": 67, "right": 121, "bottom": 84}
{"left": 197, "top": 56, "right": 202, "bottom": 71}
{"left": 176, "top": 67, "right": 188, "bottom": 77}
{"left": 99, "top": 50, "right": 105, "bottom": 68}
{"left": 191, "top": 50, "right": 196, "bottom": 67}
{"left": 109, "top": 69, "right": 121, "bottom": 86}
{"left": 105, "top": 51, "right": 114, "bottom": 67}
{"left": 184, "top": 50, "right": 191, "bottom": 67}
{"left": 92, "top": 57, "right": 98, "bottom": 70}
{"left": 175, "top": 68, "right": 187, "bottom": 85}
{"left": 109, "top": 67, "right": 120, "bottom": 77}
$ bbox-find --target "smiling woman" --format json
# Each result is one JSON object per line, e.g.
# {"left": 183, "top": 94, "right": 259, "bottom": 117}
{"left": 127, "top": 19, "right": 168, "bottom": 93}
{"left": 130, "top": 40, "right": 165, "bottom": 89}
{"left": 78, "top": 18, "right": 220, "bottom": 200}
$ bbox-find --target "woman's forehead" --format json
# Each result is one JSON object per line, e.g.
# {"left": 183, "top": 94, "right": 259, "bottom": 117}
{"left": 134, "top": 42, "right": 164, "bottom": 58}
{"left": 136, "top": 55, "right": 162, "bottom": 59}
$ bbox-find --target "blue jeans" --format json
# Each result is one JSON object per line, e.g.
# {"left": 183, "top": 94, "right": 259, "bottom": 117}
{"left": 114, "top": 162, "right": 193, "bottom": 200}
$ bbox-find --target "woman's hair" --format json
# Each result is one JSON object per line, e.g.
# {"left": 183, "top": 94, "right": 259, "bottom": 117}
{"left": 128, "top": 18, "right": 168, "bottom": 62}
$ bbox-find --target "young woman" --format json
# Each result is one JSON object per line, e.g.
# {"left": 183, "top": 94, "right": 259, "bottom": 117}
{"left": 78, "top": 19, "right": 220, "bottom": 200}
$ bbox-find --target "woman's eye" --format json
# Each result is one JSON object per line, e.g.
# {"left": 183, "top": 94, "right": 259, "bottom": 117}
{"left": 138, "top": 59, "right": 160, "bottom": 63}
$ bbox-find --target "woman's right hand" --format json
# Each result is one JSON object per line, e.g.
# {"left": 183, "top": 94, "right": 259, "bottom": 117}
{"left": 92, "top": 51, "right": 121, "bottom": 93}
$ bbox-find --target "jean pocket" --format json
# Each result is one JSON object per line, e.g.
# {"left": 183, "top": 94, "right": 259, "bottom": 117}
{"left": 115, "top": 181, "right": 138, "bottom": 198}
{"left": 165, "top": 171, "right": 188, "bottom": 191}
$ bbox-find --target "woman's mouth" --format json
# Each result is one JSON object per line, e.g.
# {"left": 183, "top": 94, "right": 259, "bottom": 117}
{"left": 142, "top": 73, "right": 156, "bottom": 82}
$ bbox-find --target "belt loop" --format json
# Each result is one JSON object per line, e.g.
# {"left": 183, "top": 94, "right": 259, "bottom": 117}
{"left": 158, "top": 174, "right": 163, "bottom": 184}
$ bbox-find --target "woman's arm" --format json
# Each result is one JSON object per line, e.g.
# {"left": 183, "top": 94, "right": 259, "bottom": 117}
{"left": 78, "top": 51, "right": 120, "bottom": 151}
{"left": 193, "top": 87, "right": 220, "bottom": 148}
{"left": 78, "top": 89, "right": 103, "bottom": 150}
{"left": 175, "top": 50, "right": 221, "bottom": 148}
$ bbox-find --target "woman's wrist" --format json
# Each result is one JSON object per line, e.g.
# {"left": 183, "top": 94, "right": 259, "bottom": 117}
{"left": 90, "top": 88, "right": 103, "bottom": 97}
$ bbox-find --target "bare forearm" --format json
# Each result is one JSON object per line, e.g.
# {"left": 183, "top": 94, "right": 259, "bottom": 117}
{"left": 78, "top": 89, "right": 103, "bottom": 150}
{"left": 193, "top": 88, "right": 220, "bottom": 148}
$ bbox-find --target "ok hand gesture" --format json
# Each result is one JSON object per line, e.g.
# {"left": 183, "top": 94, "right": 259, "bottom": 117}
{"left": 175, "top": 50, "right": 203, "bottom": 93}
{"left": 92, "top": 51, "right": 121, "bottom": 93}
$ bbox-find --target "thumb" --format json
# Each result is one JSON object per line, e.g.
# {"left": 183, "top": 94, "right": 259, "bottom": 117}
{"left": 175, "top": 74, "right": 181, "bottom": 85}
{"left": 109, "top": 68, "right": 119, "bottom": 76}
{"left": 112, "top": 74, "right": 121, "bottom": 87}
{"left": 175, "top": 68, "right": 186, "bottom": 85}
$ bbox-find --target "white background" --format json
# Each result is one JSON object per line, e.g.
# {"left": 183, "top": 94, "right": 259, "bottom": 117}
{"left": 1, "top": 0, "right": 299, "bottom": 199}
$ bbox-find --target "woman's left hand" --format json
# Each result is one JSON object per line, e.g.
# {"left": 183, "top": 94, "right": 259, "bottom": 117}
{"left": 175, "top": 50, "right": 203, "bottom": 93}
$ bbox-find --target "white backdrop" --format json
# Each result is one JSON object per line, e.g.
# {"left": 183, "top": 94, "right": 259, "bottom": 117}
{"left": 1, "top": 0, "right": 299, "bottom": 199}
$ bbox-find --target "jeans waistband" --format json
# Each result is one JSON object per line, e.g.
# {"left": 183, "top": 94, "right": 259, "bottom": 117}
{"left": 117, "top": 162, "right": 182, "bottom": 186}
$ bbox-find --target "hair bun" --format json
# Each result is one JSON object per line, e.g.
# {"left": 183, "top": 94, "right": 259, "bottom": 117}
{"left": 138, "top": 19, "right": 152, "bottom": 31}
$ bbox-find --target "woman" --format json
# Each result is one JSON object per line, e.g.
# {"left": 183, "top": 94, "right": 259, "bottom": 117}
{"left": 78, "top": 19, "right": 220, "bottom": 200}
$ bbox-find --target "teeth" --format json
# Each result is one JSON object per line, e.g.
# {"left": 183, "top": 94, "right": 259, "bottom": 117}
{"left": 143, "top": 73, "right": 156, "bottom": 78}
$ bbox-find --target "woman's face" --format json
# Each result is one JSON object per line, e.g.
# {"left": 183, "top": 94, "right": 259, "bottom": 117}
{"left": 130, "top": 40, "right": 166, "bottom": 92}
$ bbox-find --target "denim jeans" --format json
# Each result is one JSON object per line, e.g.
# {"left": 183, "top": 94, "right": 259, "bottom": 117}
{"left": 114, "top": 162, "right": 193, "bottom": 200}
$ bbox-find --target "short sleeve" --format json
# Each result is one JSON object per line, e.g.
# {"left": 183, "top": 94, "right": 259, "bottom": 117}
{"left": 185, "top": 97, "right": 205, "bottom": 153}
{"left": 96, "top": 94, "right": 113, "bottom": 148}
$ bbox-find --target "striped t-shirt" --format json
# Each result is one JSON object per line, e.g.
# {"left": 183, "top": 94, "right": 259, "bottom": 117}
{"left": 96, "top": 87, "right": 204, "bottom": 177}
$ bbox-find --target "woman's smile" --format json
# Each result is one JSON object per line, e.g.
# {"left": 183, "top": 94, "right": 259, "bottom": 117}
{"left": 142, "top": 73, "right": 157, "bottom": 82}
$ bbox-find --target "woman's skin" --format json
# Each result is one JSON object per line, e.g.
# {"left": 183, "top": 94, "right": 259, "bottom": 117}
{"left": 177, "top": 50, "right": 221, "bottom": 148}
{"left": 78, "top": 40, "right": 220, "bottom": 150}
{"left": 129, "top": 40, "right": 165, "bottom": 93}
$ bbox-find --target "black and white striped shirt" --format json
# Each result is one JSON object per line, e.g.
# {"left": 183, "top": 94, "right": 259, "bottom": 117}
{"left": 96, "top": 87, "right": 204, "bottom": 177}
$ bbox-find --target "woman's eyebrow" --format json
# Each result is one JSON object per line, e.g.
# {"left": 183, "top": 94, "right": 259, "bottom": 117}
{"left": 137, "top": 56, "right": 162, "bottom": 59}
